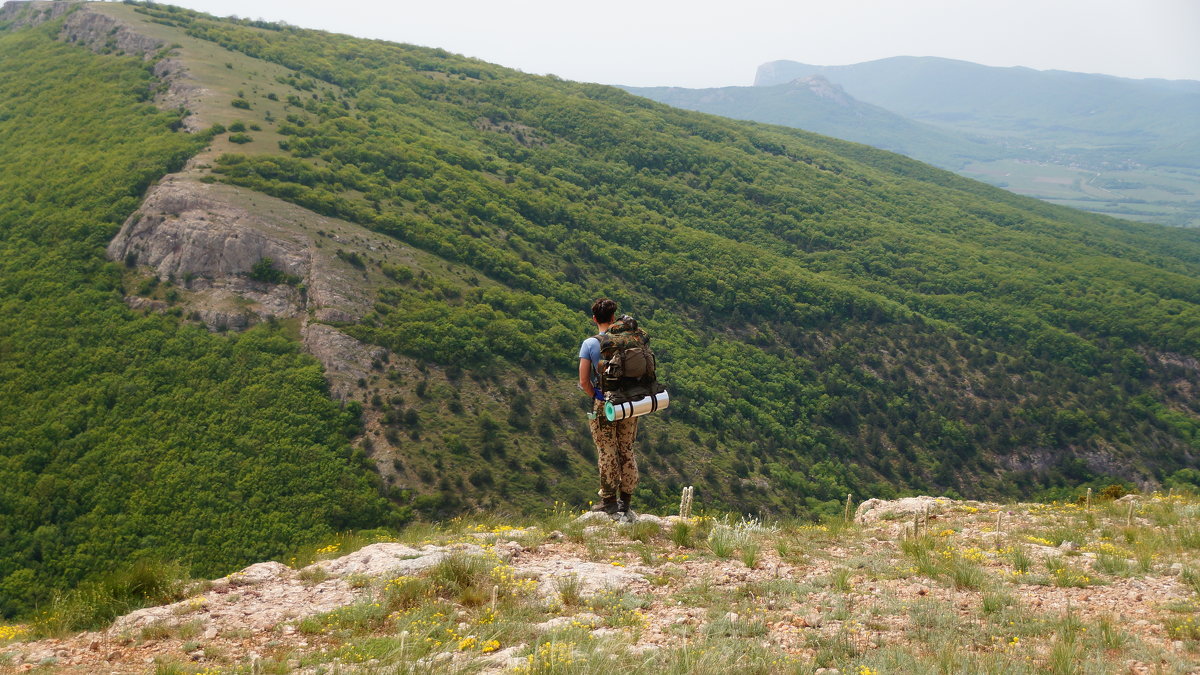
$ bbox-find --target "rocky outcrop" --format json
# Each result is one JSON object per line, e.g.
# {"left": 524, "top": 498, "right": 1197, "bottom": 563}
{"left": 797, "top": 75, "right": 852, "bottom": 106}
{"left": 107, "top": 543, "right": 495, "bottom": 636}
{"left": 151, "top": 57, "right": 210, "bottom": 131}
{"left": 109, "top": 178, "right": 389, "bottom": 334}
{"left": 110, "top": 182, "right": 311, "bottom": 283}
{"left": 60, "top": 5, "right": 163, "bottom": 59}
{"left": 0, "top": 0, "right": 74, "bottom": 28}
{"left": 855, "top": 495, "right": 956, "bottom": 523}
{"left": 110, "top": 180, "right": 312, "bottom": 330}
{"left": 2, "top": 1, "right": 167, "bottom": 60}
{"left": 302, "top": 323, "right": 386, "bottom": 401}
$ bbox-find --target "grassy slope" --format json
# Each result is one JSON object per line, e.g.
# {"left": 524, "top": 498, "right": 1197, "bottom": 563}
{"left": 0, "top": 13, "right": 396, "bottom": 619}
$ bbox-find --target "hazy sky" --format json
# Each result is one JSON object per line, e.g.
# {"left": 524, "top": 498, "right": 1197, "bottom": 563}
{"left": 165, "top": 0, "right": 1200, "bottom": 87}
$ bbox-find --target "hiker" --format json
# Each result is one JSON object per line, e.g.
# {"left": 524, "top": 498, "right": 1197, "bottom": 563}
{"left": 578, "top": 298, "right": 639, "bottom": 515}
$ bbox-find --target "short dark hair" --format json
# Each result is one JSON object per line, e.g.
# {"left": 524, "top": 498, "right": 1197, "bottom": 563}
{"left": 591, "top": 298, "right": 617, "bottom": 323}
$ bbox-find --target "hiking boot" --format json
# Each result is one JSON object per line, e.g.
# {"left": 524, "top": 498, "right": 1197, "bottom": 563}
{"left": 591, "top": 498, "right": 619, "bottom": 515}
{"left": 619, "top": 492, "right": 633, "bottom": 513}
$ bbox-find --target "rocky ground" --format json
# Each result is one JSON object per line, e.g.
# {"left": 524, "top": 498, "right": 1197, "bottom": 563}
{"left": 3, "top": 495, "right": 1200, "bottom": 673}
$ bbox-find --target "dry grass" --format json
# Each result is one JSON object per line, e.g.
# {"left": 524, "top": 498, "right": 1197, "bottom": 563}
{"left": 8, "top": 491, "right": 1200, "bottom": 674}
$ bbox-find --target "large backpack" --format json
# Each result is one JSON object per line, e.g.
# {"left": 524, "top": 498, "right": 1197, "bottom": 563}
{"left": 596, "top": 315, "right": 665, "bottom": 405}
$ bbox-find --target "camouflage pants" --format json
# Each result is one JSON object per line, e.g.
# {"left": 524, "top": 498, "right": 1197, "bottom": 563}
{"left": 590, "top": 400, "right": 639, "bottom": 500}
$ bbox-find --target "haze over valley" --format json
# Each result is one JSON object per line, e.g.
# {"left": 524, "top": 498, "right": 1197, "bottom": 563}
{"left": 627, "top": 56, "right": 1200, "bottom": 227}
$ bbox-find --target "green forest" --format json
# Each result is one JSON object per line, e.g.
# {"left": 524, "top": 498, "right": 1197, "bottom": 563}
{"left": 1, "top": 1, "right": 1199, "bottom": 621}
{"left": 0, "top": 19, "right": 397, "bottom": 618}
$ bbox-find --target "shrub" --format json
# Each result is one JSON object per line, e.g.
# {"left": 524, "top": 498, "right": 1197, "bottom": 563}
{"left": 248, "top": 257, "right": 299, "bottom": 285}
{"left": 336, "top": 248, "right": 366, "bottom": 269}
{"left": 707, "top": 523, "right": 742, "bottom": 558}
{"left": 670, "top": 521, "right": 693, "bottom": 548}
{"left": 35, "top": 559, "right": 192, "bottom": 636}
{"left": 228, "top": 133, "right": 252, "bottom": 144}
{"left": 1096, "top": 483, "right": 1129, "bottom": 501}
{"left": 556, "top": 574, "right": 582, "bottom": 608}
{"left": 231, "top": 98, "right": 250, "bottom": 109}
{"left": 740, "top": 540, "right": 760, "bottom": 569}
{"left": 381, "top": 263, "right": 412, "bottom": 282}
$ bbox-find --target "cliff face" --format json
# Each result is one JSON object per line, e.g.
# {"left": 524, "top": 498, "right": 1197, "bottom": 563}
{"left": 60, "top": 3, "right": 162, "bottom": 57}
{"left": 111, "top": 183, "right": 311, "bottom": 287}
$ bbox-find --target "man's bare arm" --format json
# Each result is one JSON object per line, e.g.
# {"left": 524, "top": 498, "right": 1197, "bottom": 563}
{"left": 579, "top": 358, "right": 595, "bottom": 399}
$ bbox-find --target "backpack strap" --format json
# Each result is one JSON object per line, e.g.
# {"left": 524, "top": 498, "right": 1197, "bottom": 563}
{"left": 591, "top": 333, "right": 608, "bottom": 377}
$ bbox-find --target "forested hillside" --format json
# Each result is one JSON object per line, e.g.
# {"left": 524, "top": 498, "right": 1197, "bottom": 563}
{"left": 0, "top": 11, "right": 396, "bottom": 618}
{"left": 127, "top": 4, "right": 1200, "bottom": 495}
{"left": 2, "top": 1, "right": 1199, "bottom": 622}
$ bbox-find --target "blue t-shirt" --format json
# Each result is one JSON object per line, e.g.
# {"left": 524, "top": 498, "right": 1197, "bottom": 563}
{"left": 578, "top": 334, "right": 603, "bottom": 389}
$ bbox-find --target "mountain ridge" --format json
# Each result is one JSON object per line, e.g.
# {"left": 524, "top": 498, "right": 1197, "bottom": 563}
{"left": 752, "top": 56, "right": 1200, "bottom": 164}
{"left": 756, "top": 55, "right": 1200, "bottom": 90}
{"left": 621, "top": 76, "right": 1007, "bottom": 169}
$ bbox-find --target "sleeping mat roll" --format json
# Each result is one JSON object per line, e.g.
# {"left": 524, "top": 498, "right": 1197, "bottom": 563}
{"left": 604, "top": 390, "right": 670, "bottom": 422}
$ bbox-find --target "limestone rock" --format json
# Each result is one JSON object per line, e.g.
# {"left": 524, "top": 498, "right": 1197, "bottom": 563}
{"left": 519, "top": 559, "right": 648, "bottom": 598}
{"left": 630, "top": 513, "right": 667, "bottom": 529}
{"left": 61, "top": 6, "right": 163, "bottom": 59}
{"left": 573, "top": 511, "right": 614, "bottom": 526}
{"left": 856, "top": 496, "right": 954, "bottom": 523}
{"left": 533, "top": 613, "right": 601, "bottom": 632}
{"left": 301, "top": 323, "right": 387, "bottom": 402}
{"left": 109, "top": 181, "right": 311, "bottom": 284}
{"left": 307, "top": 542, "right": 476, "bottom": 578}
{"left": 215, "top": 561, "right": 292, "bottom": 588}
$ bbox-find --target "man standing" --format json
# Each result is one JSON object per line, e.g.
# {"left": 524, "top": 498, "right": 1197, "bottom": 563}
{"left": 578, "top": 298, "right": 639, "bottom": 515}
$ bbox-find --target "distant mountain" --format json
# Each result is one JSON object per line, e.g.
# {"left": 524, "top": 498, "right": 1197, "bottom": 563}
{"left": 754, "top": 57, "right": 1200, "bottom": 169}
{"left": 625, "top": 57, "right": 1200, "bottom": 226}
{"left": 623, "top": 76, "right": 1009, "bottom": 169}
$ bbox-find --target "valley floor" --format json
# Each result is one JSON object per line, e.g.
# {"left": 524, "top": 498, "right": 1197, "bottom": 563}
{"left": 3, "top": 494, "right": 1200, "bottom": 674}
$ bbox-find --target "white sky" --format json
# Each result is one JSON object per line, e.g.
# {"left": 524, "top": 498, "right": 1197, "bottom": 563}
{"left": 161, "top": 0, "right": 1200, "bottom": 87}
